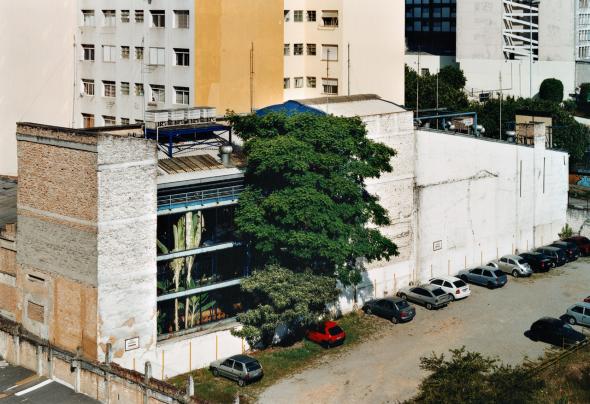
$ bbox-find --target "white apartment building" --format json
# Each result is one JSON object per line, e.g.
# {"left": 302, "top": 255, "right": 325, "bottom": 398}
{"left": 283, "top": 0, "right": 405, "bottom": 104}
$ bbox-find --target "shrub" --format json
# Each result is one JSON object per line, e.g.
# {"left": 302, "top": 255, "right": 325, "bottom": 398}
{"left": 539, "top": 78, "right": 564, "bottom": 103}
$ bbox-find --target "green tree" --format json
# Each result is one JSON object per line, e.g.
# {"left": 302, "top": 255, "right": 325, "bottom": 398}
{"left": 539, "top": 78, "right": 564, "bottom": 103}
{"left": 405, "top": 65, "right": 469, "bottom": 112}
{"left": 413, "top": 347, "right": 543, "bottom": 404}
{"left": 233, "top": 266, "right": 338, "bottom": 347}
{"left": 229, "top": 112, "right": 398, "bottom": 284}
{"left": 579, "top": 83, "right": 590, "bottom": 114}
{"left": 438, "top": 65, "right": 467, "bottom": 89}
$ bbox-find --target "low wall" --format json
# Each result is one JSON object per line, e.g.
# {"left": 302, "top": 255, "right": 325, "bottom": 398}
{"left": 568, "top": 205, "right": 590, "bottom": 238}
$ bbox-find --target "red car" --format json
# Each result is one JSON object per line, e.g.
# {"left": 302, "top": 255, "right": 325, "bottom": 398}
{"left": 306, "top": 321, "right": 346, "bottom": 348}
{"left": 585, "top": 296, "right": 590, "bottom": 303}
{"left": 565, "top": 236, "right": 590, "bottom": 256}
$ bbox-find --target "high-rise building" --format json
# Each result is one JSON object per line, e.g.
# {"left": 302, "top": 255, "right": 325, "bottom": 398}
{"left": 405, "top": 0, "right": 457, "bottom": 55}
{"left": 283, "top": 0, "right": 405, "bottom": 104}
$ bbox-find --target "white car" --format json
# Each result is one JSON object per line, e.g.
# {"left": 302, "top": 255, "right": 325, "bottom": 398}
{"left": 428, "top": 275, "right": 471, "bottom": 301}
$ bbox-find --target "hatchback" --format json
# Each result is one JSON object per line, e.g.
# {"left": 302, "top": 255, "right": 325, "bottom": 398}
{"left": 564, "top": 236, "right": 590, "bottom": 256}
{"left": 497, "top": 254, "right": 532, "bottom": 277}
{"left": 362, "top": 297, "right": 416, "bottom": 323}
{"left": 529, "top": 317, "right": 586, "bottom": 347}
{"left": 518, "top": 252, "right": 554, "bottom": 272}
{"left": 210, "top": 355, "right": 263, "bottom": 386}
{"left": 564, "top": 302, "right": 590, "bottom": 327}
{"left": 397, "top": 284, "right": 453, "bottom": 310}
{"left": 535, "top": 246, "right": 567, "bottom": 267}
{"left": 457, "top": 266, "right": 508, "bottom": 288}
{"left": 306, "top": 321, "right": 346, "bottom": 348}
{"left": 550, "top": 241, "right": 580, "bottom": 261}
{"left": 429, "top": 276, "right": 471, "bottom": 300}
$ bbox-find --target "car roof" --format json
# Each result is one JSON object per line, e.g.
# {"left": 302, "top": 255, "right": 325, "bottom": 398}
{"left": 421, "top": 284, "right": 441, "bottom": 291}
{"left": 323, "top": 320, "right": 339, "bottom": 327}
{"left": 430, "top": 275, "right": 461, "bottom": 282}
{"left": 375, "top": 296, "right": 404, "bottom": 303}
{"left": 535, "top": 317, "right": 564, "bottom": 325}
{"left": 538, "top": 246, "right": 559, "bottom": 251}
{"left": 520, "top": 251, "right": 539, "bottom": 256}
{"left": 501, "top": 254, "right": 522, "bottom": 260}
{"left": 230, "top": 355, "right": 258, "bottom": 363}
{"left": 570, "top": 302, "right": 590, "bottom": 309}
{"left": 475, "top": 265, "right": 498, "bottom": 271}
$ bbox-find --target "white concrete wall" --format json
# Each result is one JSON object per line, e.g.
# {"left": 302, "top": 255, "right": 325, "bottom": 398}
{"left": 415, "top": 130, "right": 568, "bottom": 281}
{"left": 404, "top": 54, "right": 457, "bottom": 76}
{"left": 0, "top": 1, "right": 76, "bottom": 176}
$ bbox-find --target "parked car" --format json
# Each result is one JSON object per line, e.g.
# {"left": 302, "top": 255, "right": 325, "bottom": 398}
{"left": 362, "top": 297, "right": 416, "bottom": 323}
{"left": 528, "top": 317, "right": 587, "bottom": 347}
{"left": 564, "top": 302, "right": 590, "bottom": 327}
{"left": 585, "top": 296, "right": 590, "bottom": 303}
{"left": 518, "top": 252, "right": 554, "bottom": 272}
{"left": 485, "top": 261, "right": 499, "bottom": 269}
{"left": 306, "top": 321, "right": 346, "bottom": 348}
{"left": 497, "top": 254, "right": 533, "bottom": 277}
{"left": 458, "top": 266, "right": 508, "bottom": 288}
{"left": 210, "top": 355, "right": 263, "bottom": 386}
{"left": 564, "top": 236, "right": 590, "bottom": 256}
{"left": 550, "top": 241, "right": 580, "bottom": 261}
{"left": 428, "top": 275, "right": 471, "bottom": 301}
{"left": 535, "top": 246, "right": 567, "bottom": 267}
{"left": 397, "top": 284, "right": 452, "bottom": 310}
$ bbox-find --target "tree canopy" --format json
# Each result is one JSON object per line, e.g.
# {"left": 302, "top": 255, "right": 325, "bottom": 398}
{"left": 539, "top": 78, "right": 564, "bottom": 103}
{"left": 405, "top": 65, "right": 469, "bottom": 112}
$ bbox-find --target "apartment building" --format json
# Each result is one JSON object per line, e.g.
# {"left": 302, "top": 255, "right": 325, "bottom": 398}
{"left": 77, "top": 0, "right": 283, "bottom": 128}
{"left": 283, "top": 0, "right": 405, "bottom": 104}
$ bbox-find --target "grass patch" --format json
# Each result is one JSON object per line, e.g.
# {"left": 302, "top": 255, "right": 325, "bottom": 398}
{"left": 168, "top": 311, "right": 384, "bottom": 403}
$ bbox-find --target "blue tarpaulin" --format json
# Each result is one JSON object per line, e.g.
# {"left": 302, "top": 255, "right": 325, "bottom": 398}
{"left": 255, "top": 100, "right": 326, "bottom": 117}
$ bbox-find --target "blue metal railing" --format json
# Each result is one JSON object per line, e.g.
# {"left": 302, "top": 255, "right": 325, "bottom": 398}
{"left": 157, "top": 185, "right": 244, "bottom": 212}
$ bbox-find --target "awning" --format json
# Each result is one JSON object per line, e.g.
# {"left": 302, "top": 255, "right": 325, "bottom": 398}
{"left": 322, "top": 10, "right": 338, "bottom": 18}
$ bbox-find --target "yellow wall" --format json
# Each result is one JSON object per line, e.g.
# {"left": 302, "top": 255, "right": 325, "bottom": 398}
{"left": 195, "top": 0, "right": 284, "bottom": 114}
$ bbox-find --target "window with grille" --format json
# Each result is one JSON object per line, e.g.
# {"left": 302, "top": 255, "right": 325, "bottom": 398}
{"left": 121, "top": 46, "right": 130, "bottom": 59}
{"left": 103, "top": 10, "right": 116, "bottom": 26}
{"left": 149, "top": 47, "right": 166, "bottom": 65}
{"left": 284, "top": 44, "right": 290, "bottom": 56}
{"left": 82, "top": 10, "right": 95, "bottom": 26}
{"left": 321, "top": 44, "right": 338, "bottom": 60}
{"left": 135, "top": 10, "right": 144, "bottom": 23}
{"left": 103, "top": 45, "right": 116, "bottom": 62}
{"left": 121, "top": 82, "right": 130, "bottom": 95}
{"left": 150, "top": 84, "right": 165, "bottom": 102}
{"left": 151, "top": 10, "right": 165, "bottom": 28}
{"left": 135, "top": 83, "right": 144, "bottom": 96}
{"left": 121, "top": 118, "right": 130, "bottom": 125}
{"left": 82, "top": 44, "right": 95, "bottom": 61}
{"left": 294, "top": 10, "right": 303, "bottom": 22}
{"left": 284, "top": 78, "right": 290, "bottom": 89}
{"left": 103, "top": 81, "right": 116, "bottom": 97}
{"left": 174, "top": 10, "right": 189, "bottom": 28}
{"left": 321, "top": 10, "right": 338, "bottom": 27}
{"left": 174, "top": 87, "right": 190, "bottom": 105}
{"left": 322, "top": 78, "right": 338, "bottom": 95}
{"left": 174, "top": 48, "right": 190, "bottom": 66}
{"left": 121, "top": 10, "right": 130, "bottom": 23}
{"left": 307, "top": 10, "right": 316, "bottom": 22}
{"left": 307, "top": 76, "right": 316, "bottom": 88}
{"left": 135, "top": 47, "right": 144, "bottom": 60}
{"left": 82, "top": 113, "right": 94, "bottom": 128}
{"left": 103, "top": 116, "right": 116, "bottom": 126}
{"left": 82, "top": 79, "right": 94, "bottom": 96}
{"left": 294, "top": 77, "right": 303, "bottom": 88}
{"left": 294, "top": 44, "right": 303, "bottom": 55}
{"left": 307, "top": 44, "right": 316, "bottom": 55}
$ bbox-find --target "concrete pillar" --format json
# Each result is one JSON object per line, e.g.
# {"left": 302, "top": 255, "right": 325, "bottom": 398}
{"left": 105, "top": 343, "right": 112, "bottom": 365}
{"left": 13, "top": 335, "right": 19, "bottom": 366}
{"left": 187, "top": 375, "right": 194, "bottom": 397}
{"left": 144, "top": 361, "right": 152, "bottom": 404}
{"left": 47, "top": 347, "right": 53, "bottom": 378}
{"left": 36, "top": 345, "right": 43, "bottom": 376}
{"left": 72, "top": 360, "right": 80, "bottom": 393}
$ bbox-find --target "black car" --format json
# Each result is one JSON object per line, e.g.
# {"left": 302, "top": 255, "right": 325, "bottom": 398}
{"left": 550, "top": 241, "right": 580, "bottom": 261}
{"left": 518, "top": 252, "right": 554, "bottom": 272}
{"left": 529, "top": 317, "right": 587, "bottom": 347}
{"left": 535, "top": 246, "right": 567, "bottom": 267}
{"left": 362, "top": 297, "right": 416, "bottom": 324}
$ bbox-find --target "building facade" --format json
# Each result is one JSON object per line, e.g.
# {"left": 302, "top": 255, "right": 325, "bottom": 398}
{"left": 405, "top": 0, "right": 456, "bottom": 55}
{"left": 283, "top": 0, "right": 405, "bottom": 104}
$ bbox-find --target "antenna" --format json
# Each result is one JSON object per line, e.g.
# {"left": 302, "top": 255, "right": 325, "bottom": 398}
{"left": 416, "top": 49, "right": 420, "bottom": 118}
{"left": 326, "top": 48, "right": 330, "bottom": 114}
{"left": 347, "top": 43, "right": 350, "bottom": 96}
{"left": 250, "top": 42, "right": 255, "bottom": 113}
{"left": 499, "top": 71, "right": 503, "bottom": 139}
{"left": 71, "top": 33, "right": 76, "bottom": 128}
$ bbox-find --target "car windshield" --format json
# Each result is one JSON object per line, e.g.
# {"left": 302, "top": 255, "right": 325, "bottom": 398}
{"left": 432, "top": 288, "right": 445, "bottom": 296}
{"left": 245, "top": 361, "right": 261, "bottom": 371}
{"left": 328, "top": 325, "right": 344, "bottom": 335}
{"left": 395, "top": 300, "right": 410, "bottom": 310}
{"left": 453, "top": 280, "right": 467, "bottom": 287}
{"left": 493, "top": 270, "right": 504, "bottom": 277}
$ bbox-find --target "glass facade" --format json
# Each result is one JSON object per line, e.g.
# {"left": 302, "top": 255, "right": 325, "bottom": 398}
{"left": 405, "top": 0, "right": 456, "bottom": 55}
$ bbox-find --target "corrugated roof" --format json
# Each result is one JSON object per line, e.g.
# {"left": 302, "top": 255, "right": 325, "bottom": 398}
{"left": 299, "top": 94, "right": 407, "bottom": 117}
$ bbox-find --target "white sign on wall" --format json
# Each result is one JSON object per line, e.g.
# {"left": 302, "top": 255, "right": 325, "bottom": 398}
{"left": 125, "top": 337, "right": 140, "bottom": 351}
{"left": 433, "top": 240, "right": 443, "bottom": 251}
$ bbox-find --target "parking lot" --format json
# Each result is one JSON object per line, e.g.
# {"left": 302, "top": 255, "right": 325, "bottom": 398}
{"left": 259, "top": 257, "right": 590, "bottom": 404}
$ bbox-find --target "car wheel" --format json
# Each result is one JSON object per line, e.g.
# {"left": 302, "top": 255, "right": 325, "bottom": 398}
{"left": 448, "top": 293, "right": 455, "bottom": 301}
{"left": 391, "top": 316, "right": 398, "bottom": 324}
{"left": 238, "top": 379, "right": 245, "bottom": 387}
{"left": 487, "top": 281, "right": 494, "bottom": 289}
{"left": 568, "top": 316, "right": 577, "bottom": 325}
{"left": 365, "top": 308, "right": 372, "bottom": 315}
{"left": 426, "top": 303, "right": 433, "bottom": 310}
{"left": 212, "top": 369, "right": 219, "bottom": 377}
{"left": 512, "top": 270, "right": 519, "bottom": 278}
{"left": 400, "top": 293, "right": 407, "bottom": 300}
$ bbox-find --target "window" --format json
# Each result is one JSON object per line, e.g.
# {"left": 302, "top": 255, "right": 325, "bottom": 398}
{"left": 150, "top": 84, "right": 165, "bottom": 102}
{"left": 135, "top": 83, "right": 144, "bottom": 96}
{"left": 82, "top": 10, "right": 95, "bottom": 26}
{"left": 82, "top": 44, "right": 95, "bottom": 61}
{"left": 321, "top": 10, "right": 338, "bottom": 27}
{"left": 135, "top": 10, "right": 144, "bottom": 23}
{"left": 322, "top": 78, "right": 338, "bottom": 94}
{"left": 572, "top": 306, "right": 584, "bottom": 314}
{"left": 293, "top": 43, "right": 303, "bottom": 55}
{"left": 121, "top": 82, "right": 130, "bottom": 95}
{"left": 102, "top": 115, "right": 116, "bottom": 126}
{"left": 82, "top": 79, "right": 94, "bottom": 96}
{"left": 284, "top": 10, "right": 290, "bottom": 22}
{"left": 421, "top": 68, "right": 430, "bottom": 76}
{"left": 174, "top": 48, "right": 189, "bottom": 66}
{"left": 149, "top": 47, "right": 166, "bottom": 65}
{"left": 174, "top": 86, "right": 189, "bottom": 105}
{"left": 431, "top": 279, "right": 443, "bottom": 286}
{"left": 284, "top": 44, "right": 290, "bottom": 56}
{"left": 103, "top": 45, "right": 116, "bottom": 62}
{"left": 135, "top": 47, "right": 144, "bottom": 60}
{"left": 483, "top": 270, "right": 493, "bottom": 277}
{"left": 174, "top": 10, "right": 189, "bottom": 28}
{"left": 82, "top": 113, "right": 94, "bottom": 128}
{"left": 307, "top": 76, "right": 316, "bottom": 88}
{"left": 471, "top": 268, "right": 482, "bottom": 275}
{"left": 307, "top": 43, "right": 316, "bottom": 55}
{"left": 121, "top": 10, "right": 130, "bottom": 23}
{"left": 307, "top": 10, "right": 316, "bottom": 22}
{"left": 121, "top": 46, "right": 130, "bottom": 59}
{"left": 294, "top": 10, "right": 303, "bottom": 22}
{"left": 121, "top": 118, "right": 130, "bottom": 125}
{"left": 283, "top": 78, "right": 290, "bottom": 89}
{"left": 103, "top": 10, "right": 116, "bottom": 27}
{"left": 151, "top": 10, "right": 165, "bottom": 28}
{"left": 103, "top": 81, "right": 116, "bottom": 97}
{"left": 322, "top": 45, "right": 338, "bottom": 60}
{"left": 294, "top": 77, "right": 303, "bottom": 88}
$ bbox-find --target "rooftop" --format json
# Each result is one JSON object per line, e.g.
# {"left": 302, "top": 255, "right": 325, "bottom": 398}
{"left": 298, "top": 94, "right": 407, "bottom": 117}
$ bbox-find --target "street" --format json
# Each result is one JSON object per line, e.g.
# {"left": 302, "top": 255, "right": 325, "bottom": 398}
{"left": 259, "top": 258, "right": 590, "bottom": 404}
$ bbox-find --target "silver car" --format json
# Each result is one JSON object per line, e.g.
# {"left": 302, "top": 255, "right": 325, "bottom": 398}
{"left": 397, "top": 284, "right": 452, "bottom": 310}
{"left": 210, "top": 355, "right": 263, "bottom": 386}
{"left": 497, "top": 254, "right": 532, "bottom": 277}
{"left": 564, "top": 302, "right": 590, "bottom": 327}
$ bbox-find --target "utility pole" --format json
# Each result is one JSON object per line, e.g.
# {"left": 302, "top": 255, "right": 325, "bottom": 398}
{"left": 499, "top": 71, "right": 503, "bottom": 139}
{"left": 347, "top": 43, "right": 351, "bottom": 96}
{"left": 326, "top": 49, "right": 330, "bottom": 114}
{"left": 250, "top": 42, "right": 255, "bottom": 113}
{"left": 416, "top": 51, "right": 420, "bottom": 118}
{"left": 529, "top": 0, "right": 533, "bottom": 98}
{"left": 436, "top": 69, "right": 439, "bottom": 129}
